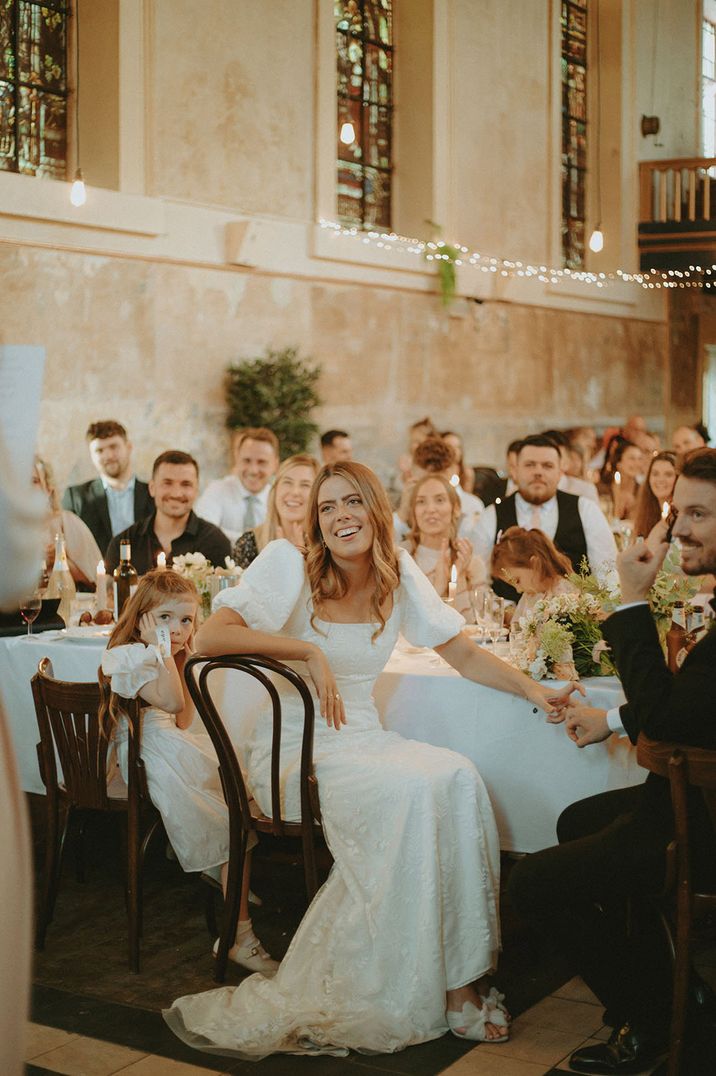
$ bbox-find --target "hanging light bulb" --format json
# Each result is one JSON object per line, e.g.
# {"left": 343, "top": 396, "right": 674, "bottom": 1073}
{"left": 70, "top": 167, "right": 86, "bottom": 207}
{"left": 588, "top": 227, "right": 604, "bottom": 253}
{"left": 339, "top": 120, "right": 356, "bottom": 145}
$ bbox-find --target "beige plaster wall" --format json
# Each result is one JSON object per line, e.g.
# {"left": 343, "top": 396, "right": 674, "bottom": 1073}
{"left": 634, "top": 0, "right": 700, "bottom": 160}
{"left": 146, "top": 0, "right": 314, "bottom": 216}
{"left": 449, "top": 0, "right": 552, "bottom": 262}
{"left": 0, "top": 243, "right": 664, "bottom": 492}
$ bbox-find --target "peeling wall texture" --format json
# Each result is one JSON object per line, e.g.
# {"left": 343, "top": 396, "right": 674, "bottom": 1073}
{"left": 0, "top": 245, "right": 665, "bottom": 491}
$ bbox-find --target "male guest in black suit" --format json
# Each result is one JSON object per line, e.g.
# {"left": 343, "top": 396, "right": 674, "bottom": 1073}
{"left": 508, "top": 447, "right": 716, "bottom": 1074}
{"left": 62, "top": 420, "right": 153, "bottom": 555}
{"left": 105, "top": 450, "right": 231, "bottom": 575}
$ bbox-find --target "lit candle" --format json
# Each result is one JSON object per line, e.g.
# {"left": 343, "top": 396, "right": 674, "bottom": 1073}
{"left": 95, "top": 560, "right": 107, "bottom": 610}
{"left": 157, "top": 551, "right": 167, "bottom": 569}
{"left": 448, "top": 564, "right": 458, "bottom": 603}
{"left": 661, "top": 501, "right": 670, "bottom": 521}
{"left": 614, "top": 470, "right": 621, "bottom": 487}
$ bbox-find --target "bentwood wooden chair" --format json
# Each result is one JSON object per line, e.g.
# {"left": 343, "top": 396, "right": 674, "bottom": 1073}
{"left": 184, "top": 653, "right": 324, "bottom": 983}
{"left": 636, "top": 734, "right": 716, "bottom": 1076}
{"left": 31, "top": 657, "right": 162, "bottom": 972}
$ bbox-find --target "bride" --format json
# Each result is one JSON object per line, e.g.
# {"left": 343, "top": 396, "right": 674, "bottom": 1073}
{"left": 164, "top": 462, "right": 577, "bottom": 1059}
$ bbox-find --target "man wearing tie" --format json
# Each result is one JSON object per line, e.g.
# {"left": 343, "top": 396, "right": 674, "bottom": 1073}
{"left": 473, "top": 434, "right": 617, "bottom": 602}
{"left": 195, "top": 428, "right": 279, "bottom": 544}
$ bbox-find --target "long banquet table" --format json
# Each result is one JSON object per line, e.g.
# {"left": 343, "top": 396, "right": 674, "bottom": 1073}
{"left": 1, "top": 630, "right": 644, "bottom": 853}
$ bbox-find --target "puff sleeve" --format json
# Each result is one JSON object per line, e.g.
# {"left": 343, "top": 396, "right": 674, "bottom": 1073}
{"left": 101, "top": 643, "right": 164, "bottom": 699}
{"left": 212, "top": 538, "right": 306, "bottom": 632}
{"left": 397, "top": 548, "right": 465, "bottom": 648}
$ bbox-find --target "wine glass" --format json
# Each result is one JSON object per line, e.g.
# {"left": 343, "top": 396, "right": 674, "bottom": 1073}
{"left": 19, "top": 592, "right": 42, "bottom": 636}
{"left": 486, "top": 594, "right": 506, "bottom": 647}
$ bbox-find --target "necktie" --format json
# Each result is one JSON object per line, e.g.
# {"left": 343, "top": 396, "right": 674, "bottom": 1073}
{"left": 243, "top": 494, "right": 259, "bottom": 530}
{"left": 530, "top": 504, "right": 541, "bottom": 531}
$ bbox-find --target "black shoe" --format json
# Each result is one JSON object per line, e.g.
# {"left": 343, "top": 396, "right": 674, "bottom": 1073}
{"left": 569, "top": 1022, "right": 667, "bottom": 1074}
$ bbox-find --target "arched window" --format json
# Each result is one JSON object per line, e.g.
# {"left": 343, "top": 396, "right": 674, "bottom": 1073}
{"left": 561, "top": 0, "right": 588, "bottom": 268}
{"left": 336, "top": 0, "right": 393, "bottom": 228}
{"left": 0, "top": 0, "right": 69, "bottom": 178}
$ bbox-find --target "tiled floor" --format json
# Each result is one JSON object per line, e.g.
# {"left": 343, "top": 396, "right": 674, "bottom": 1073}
{"left": 25, "top": 978, "right": 667, "bottom": 1076}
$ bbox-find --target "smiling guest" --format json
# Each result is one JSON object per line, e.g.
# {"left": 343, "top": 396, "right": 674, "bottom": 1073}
{"left": 232, "top": 454, "right": 320, "bottom": 568}
{"left": 105, "top": 451, "right": 231, "bottom": 575}
{"left": 474, "top": 434, "right": 617, "bottom": 603}
{"left": 632, "top": 450, "right": 678, "bottom": 540}
{"left": 62, "top": 420, "right": 153, "bottom": 554}
{"left": 402, "top": 474, "right": 485, "bottom": 616}
{"left": 196, "top": 428, "right": 279, "bottom": 544}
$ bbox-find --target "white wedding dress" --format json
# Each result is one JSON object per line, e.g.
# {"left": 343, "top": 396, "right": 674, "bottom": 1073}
{"left": 164, "top": 540, "right": 501, "bottom": 1059}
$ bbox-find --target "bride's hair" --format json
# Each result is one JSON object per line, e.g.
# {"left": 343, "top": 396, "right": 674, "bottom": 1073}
{"left": 305, "top": 462, "right": 399, "bottom": 640}
{"left": 98, "top": 568, "right": 198, "bottom": 735}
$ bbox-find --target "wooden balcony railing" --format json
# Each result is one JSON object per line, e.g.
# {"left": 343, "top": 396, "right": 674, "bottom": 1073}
{"left": 638, "top": 157, "right": 716, "bottom": 269}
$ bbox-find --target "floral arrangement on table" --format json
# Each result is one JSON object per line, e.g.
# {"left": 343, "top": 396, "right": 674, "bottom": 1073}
{"left": 510, "top": 590, "right": 613, "bottom": 682}
{"left": 171, "top": 553, "right": 242, "bottom": 618}
{"left": 511, "top": 552, "right": 700, "bottom": 682}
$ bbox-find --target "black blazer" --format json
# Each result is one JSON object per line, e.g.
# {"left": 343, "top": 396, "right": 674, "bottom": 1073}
{"left": 602, "top": 602, "right": 716, "bottom": 867}
{"left": 62, "top": 476, "right": 153, "bottom": 556}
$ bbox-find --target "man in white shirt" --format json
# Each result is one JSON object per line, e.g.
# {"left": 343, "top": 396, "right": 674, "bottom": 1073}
{"left": 195, "top": 427, "right": 279, "bottom": 545}
{"left": 474, "top": 434, "right": 617, "bottom": 602}
{"left": 394, "top": 436, "right": 484, "bottom": 547}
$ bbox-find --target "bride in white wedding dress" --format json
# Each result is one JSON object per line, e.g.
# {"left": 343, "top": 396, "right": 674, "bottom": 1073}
{"left": 164, "top": 462, "right": 578, "bottom": 1060}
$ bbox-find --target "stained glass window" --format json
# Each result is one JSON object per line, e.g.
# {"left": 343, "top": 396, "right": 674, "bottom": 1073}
{"left": 336, "top": 0, "right": 393, "bottom": 228}
{"left": 561, "top": 0, "right": 588, "bottom": 268}
{"left": 0, "top": 1, "right": 69, "bottom": 179}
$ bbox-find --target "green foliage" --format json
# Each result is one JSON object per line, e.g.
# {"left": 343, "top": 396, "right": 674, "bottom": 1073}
{"left": 424, "top": 221, "right": 460, "bottom": 307}
{"left": 224, "top": 347, "right": 322, "bottom": 459}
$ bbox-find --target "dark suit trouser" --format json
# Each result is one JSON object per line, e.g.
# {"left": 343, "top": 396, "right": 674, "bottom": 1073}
{"left": 507, "top": 786, "right": 672, "bottom": 1035}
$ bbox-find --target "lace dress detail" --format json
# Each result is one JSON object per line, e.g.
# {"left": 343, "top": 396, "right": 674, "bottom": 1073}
{"left": 164, "top": 540, "right": 501, "bottom": 1058}
{"left": 102, "top": 645, "right": 229, "bottom": 873}
{"left": 232, "top": 530, "right": 260, "bottom": 570}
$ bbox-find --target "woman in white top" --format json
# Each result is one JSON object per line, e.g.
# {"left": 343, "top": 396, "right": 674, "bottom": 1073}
{"left": 491, "top": 526, "right": 577, "bottom": 624}
{"left": 401, "top": 473, "right": 485, "bottom": 617}
{"left": 34, "top": 457, "right": 102, "bottom": 587}
{"left": 164, "top": 462, "right": 579, "bottom": 1060}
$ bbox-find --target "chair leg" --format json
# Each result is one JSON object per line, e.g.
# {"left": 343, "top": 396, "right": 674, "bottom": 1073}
{"left": 73, "top": 813, "right": 88, "bottom": 883}
{"left": 36, "top": 801, "right": 70, "bottom": 949}
{"left": 127, "top": 807, "right": 141, "bottom": 974}
{"left": 667, "top": 883, "right": 692, "bottom": 1076}
{"left": 215, "top": 837, "right": 246, "bottom": 984}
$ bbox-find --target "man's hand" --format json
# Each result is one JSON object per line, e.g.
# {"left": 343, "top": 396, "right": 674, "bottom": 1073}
{"left": 565, "top": 703, "right": 611, "bottom": 747}
{"left": 616, "top": 538, "right": 669, "bottom": 604}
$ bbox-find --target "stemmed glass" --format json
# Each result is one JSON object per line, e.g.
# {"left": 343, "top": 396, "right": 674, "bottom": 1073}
{"left": 19, "top": 592, "right": 42, "bottom": 636}
{"left": 470, "top": 585, "right": 489, "bottom": 642}
{"left": 485, "top": 594, "right": 506, "bottom": 647}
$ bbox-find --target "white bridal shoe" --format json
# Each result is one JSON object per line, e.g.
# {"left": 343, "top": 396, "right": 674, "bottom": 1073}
{"left": 447, "top": 1000, "right": 509, "bottom": 1043}
{"left": 212, "top": 931, "right": 280, "bottom": 976}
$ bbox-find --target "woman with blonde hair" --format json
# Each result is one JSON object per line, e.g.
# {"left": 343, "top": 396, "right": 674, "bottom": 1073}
{"left": 33, "top": 457, "right": 101, "bottom": 587}
{"left": 99, "top": 569, "right": 277, "bottom": 973}
{"left": 402, "top": 473, "right": 485, "bottom": 616}
{"left": 165, "top": 461, "right": 580, "bottom": 1060}
{"left": 232, "top": 453, "right": 319, "bottom": 568}
{"left": 491, "top": 526, "right": 576, "bottom": 623}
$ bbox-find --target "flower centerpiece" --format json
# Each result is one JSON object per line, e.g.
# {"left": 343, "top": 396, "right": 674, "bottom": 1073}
{"left": 171, "top": 553, "right": 242, "bottom": 618}
{"left": 510, "top": 590, "right": 614, "bottom": 682}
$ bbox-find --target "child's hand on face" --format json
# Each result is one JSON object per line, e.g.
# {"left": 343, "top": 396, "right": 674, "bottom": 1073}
{"left": 139, "top": 611, "right": 159, "bottom": 647}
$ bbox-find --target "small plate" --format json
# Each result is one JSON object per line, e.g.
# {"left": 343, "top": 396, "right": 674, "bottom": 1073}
{"left": 62, "top": 626, "right": 113, "bottom": 642}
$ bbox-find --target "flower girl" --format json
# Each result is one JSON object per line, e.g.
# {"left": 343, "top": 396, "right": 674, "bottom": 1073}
{"left": 99, "top": 568, "right": 277, "bottom": 973}
{"left": 491, "top": 526, "right": 577, "bottom": 623}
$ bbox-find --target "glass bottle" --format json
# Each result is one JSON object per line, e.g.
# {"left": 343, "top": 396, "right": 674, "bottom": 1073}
{"left": 113, "top": 541, "right": 138, "bottom": 620}
{"left": 45, "top": 532, "right": 76, "bottom": 627}
{"left": 666, "top": 601, "right": 687, "bottom": 673}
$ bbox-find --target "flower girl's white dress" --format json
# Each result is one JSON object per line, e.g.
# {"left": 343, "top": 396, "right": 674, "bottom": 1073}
{"left": 164, "top": 540, "right": 501, "bottom": 1058}
{"left": 101, "top": 644, "right": 229, "bottom": 872}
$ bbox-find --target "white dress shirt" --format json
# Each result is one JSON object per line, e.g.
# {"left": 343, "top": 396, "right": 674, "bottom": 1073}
{"left": 473, "top": 491, "right": 618, "bottom": 577}
{"left": 558, "top": 474, "right": 599, "bottom": 503}
{"left": 102, "top": 475, "right": 137, "bottom": 537}
{"left": 195, "top": 475, "right": 270, "bottom": 544}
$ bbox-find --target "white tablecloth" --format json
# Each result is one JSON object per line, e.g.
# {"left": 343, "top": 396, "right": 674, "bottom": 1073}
{"left": 374, "top": 646, "right": 643, "bottom": 853}
{"left": 2, "top": 631, "right": 645, "bottom": 852}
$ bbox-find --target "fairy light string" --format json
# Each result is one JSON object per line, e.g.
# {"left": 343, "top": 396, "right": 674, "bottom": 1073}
{"left": 319, "top": 218, "right": 714, "bottom": 291}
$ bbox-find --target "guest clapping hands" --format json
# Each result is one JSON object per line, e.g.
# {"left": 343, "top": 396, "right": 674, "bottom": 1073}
{"left": 402, "top": 474, "right": 486, "bottom": 616}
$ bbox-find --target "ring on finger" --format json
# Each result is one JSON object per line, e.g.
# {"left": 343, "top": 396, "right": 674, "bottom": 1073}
{"left": 335, "top": 692, "right": 341, "bottom": 700}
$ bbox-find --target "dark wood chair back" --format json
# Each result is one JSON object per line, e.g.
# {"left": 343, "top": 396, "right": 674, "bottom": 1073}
{"left": 636, "top": 734, "right": 716, "bottom": 1076}
{"left": 184, "top": 653, "right": 322, "bottom": 982}
{"left": 31, "top": 657, "right": 160, "bottom": 971}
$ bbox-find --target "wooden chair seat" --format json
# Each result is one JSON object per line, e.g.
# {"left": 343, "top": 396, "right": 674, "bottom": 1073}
{"left": 636, "top": 734, "right": 716, "bottom": 1076}
{"left": 31, "top": 657, "right": 163, "bottom": 972}
{"left": 184, "top": 653, "right": 325, "bottom": 983}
